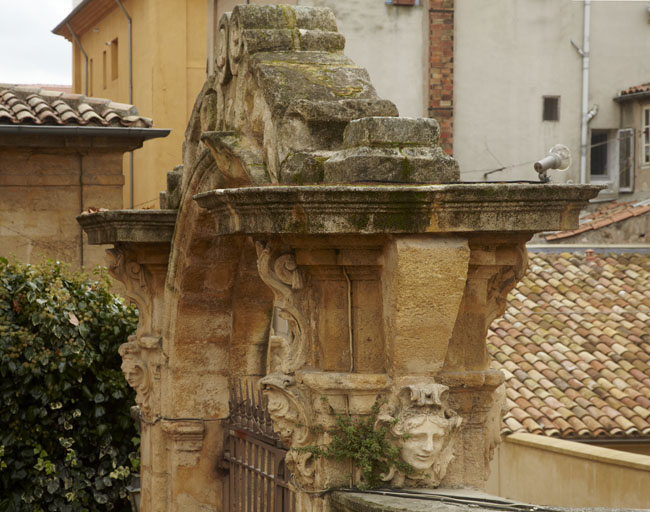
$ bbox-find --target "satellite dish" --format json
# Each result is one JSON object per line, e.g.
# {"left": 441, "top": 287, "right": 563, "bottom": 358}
{"left": 534, "top": 144, "right": 571, "bottom": 182}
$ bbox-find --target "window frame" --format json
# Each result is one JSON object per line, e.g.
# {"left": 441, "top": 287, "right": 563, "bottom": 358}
{"left": 618, "top": 128, "right": 634, "bottom": 193}
{"left": 641, "top": 106, "right": 650, "bottom": 166}
{"left": 542, "top": 96, "right": 560, "bottom": 122}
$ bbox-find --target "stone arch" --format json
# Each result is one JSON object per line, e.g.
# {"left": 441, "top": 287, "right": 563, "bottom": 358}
{"left": 156, "top": 5, "right": 401, "bottom": 508}
{"left": 161, "top": 2, "right": 400, "bottom": 424}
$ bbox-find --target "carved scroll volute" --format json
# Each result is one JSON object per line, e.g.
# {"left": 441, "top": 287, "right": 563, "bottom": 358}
{"left": 106, "top": 246, "right": 168, "bottom": 339}
{"left": 377, "top": 382, "right": 463, "bottom": 488}
{"left": 256, "top": 242, "right": 308, "bottom": 374}
{"left": 259, "top": 374, "right": 315, "bottom": 486}
{"left": 106, "top": 247, "right": 153, "bottom": 336}
{"left": 107, "top": 245, "right": 168, "bottom": 423}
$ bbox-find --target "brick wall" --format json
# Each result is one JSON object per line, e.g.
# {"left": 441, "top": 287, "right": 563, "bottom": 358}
{"left": 429, "top": 0, "right": 454, "bottom": 155}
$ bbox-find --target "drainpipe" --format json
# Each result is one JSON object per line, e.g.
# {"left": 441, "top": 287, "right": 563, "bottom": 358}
{"left": 579, "top": 0, "right": 591, "bottom": 184}
{"left": 115, "top": 0, "right": 135, "bottom": 208}
{"left": 67, "top": 23, "right": 88, "bottom": 96}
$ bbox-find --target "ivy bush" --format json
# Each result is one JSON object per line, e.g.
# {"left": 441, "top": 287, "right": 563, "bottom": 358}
{"left": 0, "top": 259, "right": 139, "bottom": 511}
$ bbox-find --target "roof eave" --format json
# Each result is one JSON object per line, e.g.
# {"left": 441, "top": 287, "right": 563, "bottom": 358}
{"left": 0, "top": 125, "right": 170, "bottom": 140}
{"left": 52, "top": 0, "right": 96, "bottom": 39}
{"left": 614, "top": 90, "right": 650, "bottom": 103}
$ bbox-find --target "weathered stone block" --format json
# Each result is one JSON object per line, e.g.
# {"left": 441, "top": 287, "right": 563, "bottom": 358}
{"left": 343, "top": 116, "right": 441, "bottom": 148}
{"left": 324, "top": 117, "right": 460, "bottom": 184}
{"left": 383, "top": 236, "right": 469, "bottom": 375}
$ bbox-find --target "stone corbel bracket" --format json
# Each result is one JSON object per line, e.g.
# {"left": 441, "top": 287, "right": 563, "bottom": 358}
{"left": 77, "top": 210, "right": 176, "bottom": 421}
{"left": 255, "top": 241, "right": 309, "bottom": 374}
{"left": 259, "top": 374, "right": 316, "bottom": 486}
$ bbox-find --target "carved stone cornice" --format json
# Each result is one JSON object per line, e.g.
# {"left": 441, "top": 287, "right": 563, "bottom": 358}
{"left": 194, "top": 184, "right": 602, "bottom": 236}
{"left": 77, "top": 210, "right": 177, "bottom": 245}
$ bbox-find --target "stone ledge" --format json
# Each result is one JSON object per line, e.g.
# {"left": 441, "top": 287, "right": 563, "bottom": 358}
{"left": 194, "top": 184, "right": 602, "bottom": 236}
{"left": 77, "top": 210, "right": 178, "bottom": 245}
{"left": 329, "top": 490, "right": 645, "bottom": 512}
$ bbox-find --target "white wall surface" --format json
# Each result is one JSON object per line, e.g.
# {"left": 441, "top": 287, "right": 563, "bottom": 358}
{"left": 298, "top": 0, "right": 428, "bottom": 118}
{"left": 454, "top": 0, "right": 650, "bottom": 185}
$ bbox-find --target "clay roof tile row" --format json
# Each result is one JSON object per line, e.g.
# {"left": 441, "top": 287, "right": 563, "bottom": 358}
{"left": 545, "top": 200, "right": 650, "bottom": 241}
{"left": 489, "top": 251, "right": 650, "bottom": 440}
{"left": 0, "top": 85, "right": 152, "bottom": 128}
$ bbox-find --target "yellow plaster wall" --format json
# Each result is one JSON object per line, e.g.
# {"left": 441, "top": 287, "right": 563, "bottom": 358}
{"left": 71, "top": 0, "right": 208, "bottom": 209}
{"left": 486, "top": 433, "right": 650, "bottom": 509}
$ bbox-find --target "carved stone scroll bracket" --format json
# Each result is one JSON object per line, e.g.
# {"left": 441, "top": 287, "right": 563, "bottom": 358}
{"left": 259, "top": 374, "right": 315, "bottom": 486}
{"left": 442, "top": 236, "right": 529, "bottom": 377}
{"left": 256, "top": 241, "right": 309, "bottom": 374}
{"left": 376, "top": 380, "right": 462, "bottom": 489}
{"left": 106, "top": 243, "right": 170, "bottom": 339}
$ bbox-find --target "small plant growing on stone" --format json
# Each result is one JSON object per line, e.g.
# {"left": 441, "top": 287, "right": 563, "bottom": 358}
{"left": 298, "top": 399, "right": 413, "bottom": 490}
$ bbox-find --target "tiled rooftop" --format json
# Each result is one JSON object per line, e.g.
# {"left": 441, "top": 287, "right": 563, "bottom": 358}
{"left": 488, "top": 251, "right": 650, "bottom": 439}
{"left": 620, "top": 82, "right": 650, "bottom": 96}
{"left": 0, "top": 85, "right": 152, "bottom": 128}
{"left": 545, "top": 200, "right": 650, "bottom": 241}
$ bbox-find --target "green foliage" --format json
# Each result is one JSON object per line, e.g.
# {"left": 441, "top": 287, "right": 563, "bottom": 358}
{"left": 299, "top": 400, "right": 413, "bottom": 490}
{"left": 0, "top": 259, "right": 139, "bottom": 511}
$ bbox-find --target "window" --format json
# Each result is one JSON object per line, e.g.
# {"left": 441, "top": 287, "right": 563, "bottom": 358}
{"left": 102, "top": 50, "right": 107, "bottom": 89}
{"left": 543, "top": 96, "right": 560, "bottom": 121}
{"left": 590, "top": 130, "right": 609, "bottom": 179}
{"left": 618, "top": 128, "right": 634, "bottom": 192}
{"left": 111, "top": 38, "right": 119, "bottom": 81}
{"left": 641, "top": 107, "right": 650, "bottom": 165}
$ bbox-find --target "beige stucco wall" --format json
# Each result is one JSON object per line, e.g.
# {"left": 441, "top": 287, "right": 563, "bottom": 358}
{"left": 454, "top": 0, "right": 650, "bottom": 188}
{"left": 0, "top": 137, "right": 124, "bottom": 269}
{"left": 486, "top": 433, "right": 650, "bottom": 509}
{"left": 71, "top": 0, "right": 207, "bottom": 209}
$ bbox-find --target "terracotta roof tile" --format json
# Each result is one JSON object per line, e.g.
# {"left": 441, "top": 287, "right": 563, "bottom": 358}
{"left": 620, "top": 82, "right": 650, "bottom": 96}
{"left": 488, "top": 251, "right": 650, "bottom": 440}
{"left": 544, "top": 200, "right": 650, "bottom": 241}
{"left": 0, "top": 85, "right": 153, "bottom": 128}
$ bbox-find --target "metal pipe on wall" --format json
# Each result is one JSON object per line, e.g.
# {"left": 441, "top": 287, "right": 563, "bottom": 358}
{"left": 579, "top": 0, "right": 591, "bottom": 185}
{"left": 67, "top": 23, "right": 89, "bottom": 96}
{"left": 115, "top": 0, "right": 135, "bottom": 208}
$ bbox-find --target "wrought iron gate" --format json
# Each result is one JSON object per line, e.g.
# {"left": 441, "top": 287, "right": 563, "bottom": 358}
{"left": 222, "top": 378, "right": 296, "bottom": 512}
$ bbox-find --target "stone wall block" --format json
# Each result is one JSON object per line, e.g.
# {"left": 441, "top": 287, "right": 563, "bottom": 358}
{"left": 383, "top": 236, "right": 469, "bottom": 375}
{"left": 324, "top": 117, "right": 459, "bottom": 184}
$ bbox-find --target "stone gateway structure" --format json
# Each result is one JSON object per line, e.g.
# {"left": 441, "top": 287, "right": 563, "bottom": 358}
{"left": 78, "top": 5, "right": 601, "bottom": 512}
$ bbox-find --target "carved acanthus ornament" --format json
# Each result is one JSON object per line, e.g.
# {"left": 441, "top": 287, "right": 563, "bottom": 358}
{"left": 256, "top": 242, "right": 308, "bottom": 374}
{"left": 259, "top": 374, "right": 316, "bottom": 486}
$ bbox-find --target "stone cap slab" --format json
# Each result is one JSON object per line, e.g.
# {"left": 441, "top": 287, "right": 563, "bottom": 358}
{"left": 77, "top": 210, "right": 178, "bottom": 245}
{"left": 194, "top": 184, "right": 603, "bottom": 236}
{"left": 343, "top": 117, "right": 440, "bottom": 148}
{"left": 330, "top": 490, "right": 645, "bottom": 512}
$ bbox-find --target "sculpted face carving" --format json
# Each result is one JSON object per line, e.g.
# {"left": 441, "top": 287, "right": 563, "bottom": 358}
{"left": 118, "top": 336, "right": 154, "bottom": 420}
{"left": 398, "top": 415, "right": 448, "bottom": 471}
{"left": 379, "top": 381, "right": 462, "bottom": 488}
